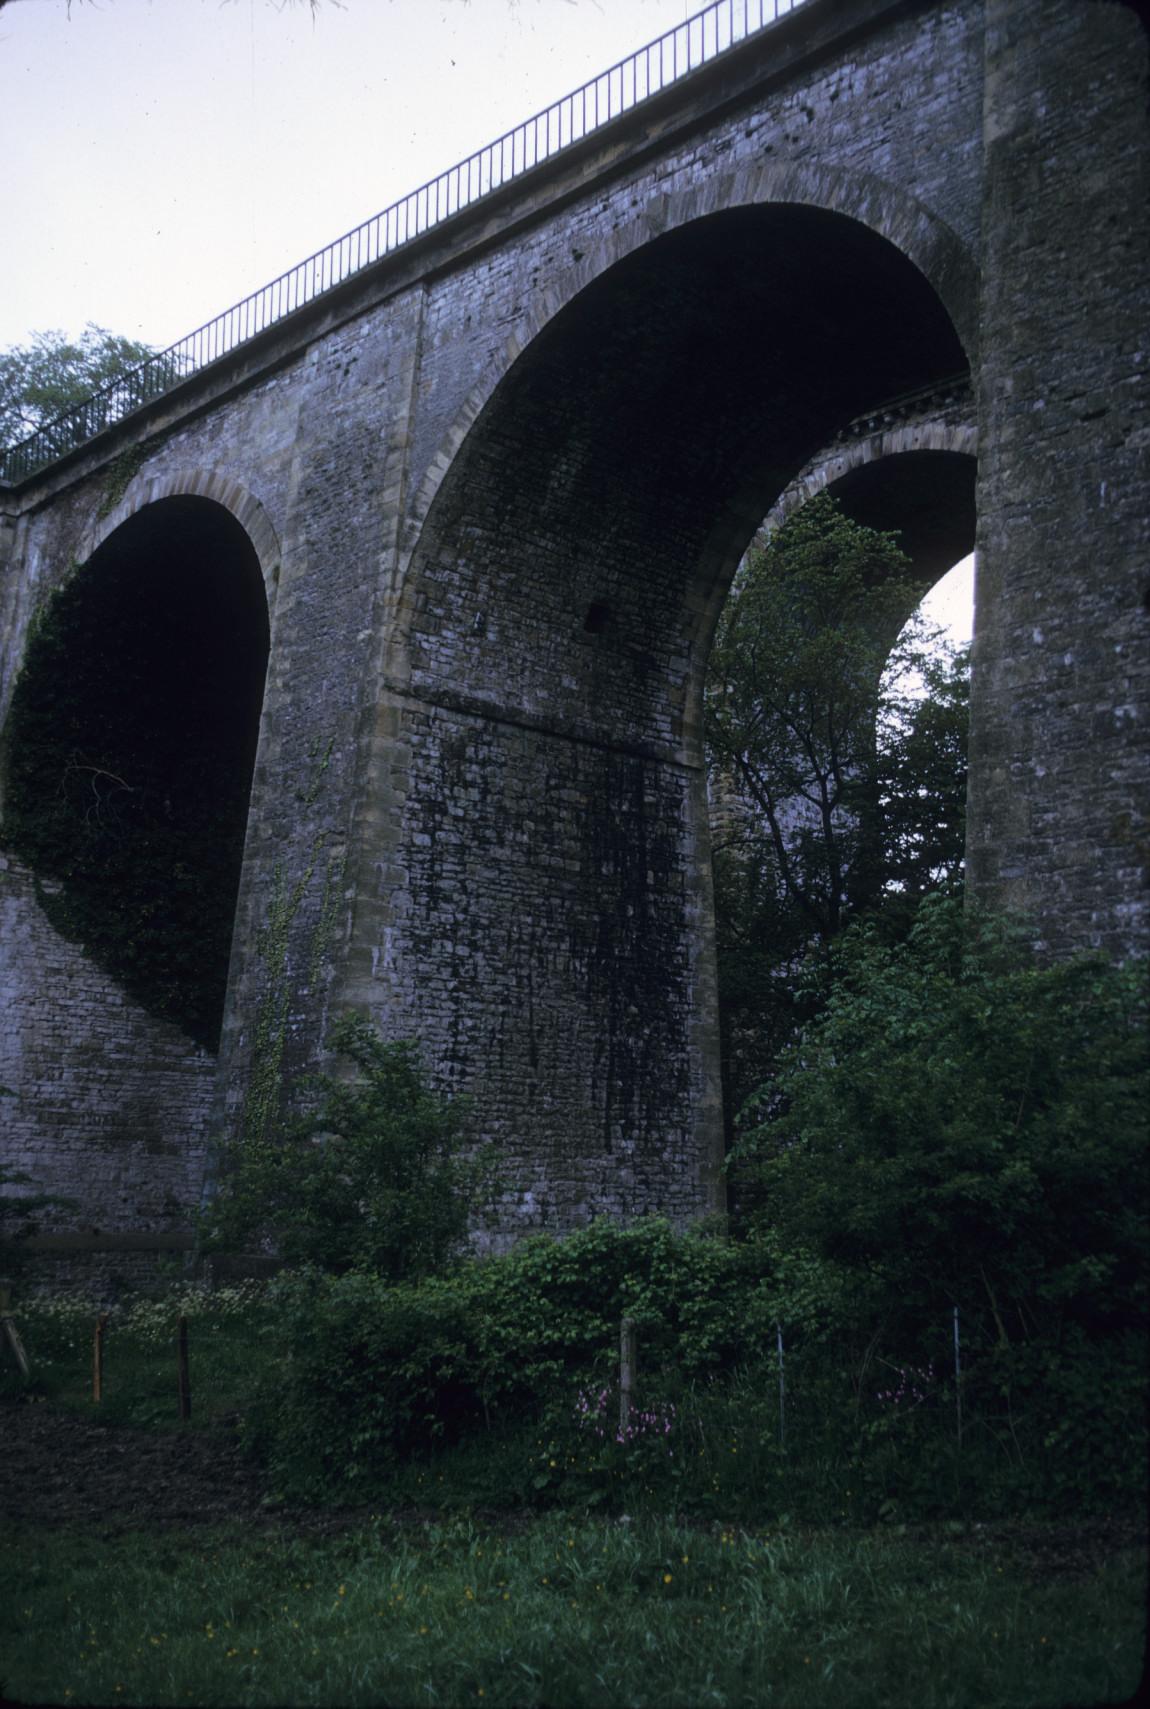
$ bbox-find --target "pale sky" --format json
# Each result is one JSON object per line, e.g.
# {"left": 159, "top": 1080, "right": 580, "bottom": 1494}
{"left": 0, "top": 0, "right": 704, "bottom": 353}
{"left": 1, "top": 0, "right": 972, "bottom": 636}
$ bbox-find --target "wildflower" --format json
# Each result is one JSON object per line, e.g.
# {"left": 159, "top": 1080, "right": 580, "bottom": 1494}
{"left": 663, "top": 1573, "right": 673, "bottom": 1584}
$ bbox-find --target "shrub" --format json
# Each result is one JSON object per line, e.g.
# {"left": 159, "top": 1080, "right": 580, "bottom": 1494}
{"left": 734, "top": 896, "right": 1150, "bottom": 1340}
{"left": 200, "top": 1016, "right": 495, "bottom": 1280}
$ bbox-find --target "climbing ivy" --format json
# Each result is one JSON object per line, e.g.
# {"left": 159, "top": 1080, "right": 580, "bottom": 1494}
{"left": 96, "top": 443, "right": 149, "bottom": 521}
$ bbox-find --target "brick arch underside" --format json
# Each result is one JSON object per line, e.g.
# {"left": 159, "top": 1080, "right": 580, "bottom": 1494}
{"left": 0, "top": 491, "right": 272, "bottom": 1264}
{"left": 372, "top": 199, "right": 971, "bottom": 1241}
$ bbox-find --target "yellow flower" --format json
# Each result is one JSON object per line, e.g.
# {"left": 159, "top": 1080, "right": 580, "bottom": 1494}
{"left": 663, "top": 1573, "right": 673, "bottom": 1584}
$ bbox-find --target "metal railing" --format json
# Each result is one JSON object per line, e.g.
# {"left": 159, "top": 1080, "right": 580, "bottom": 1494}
{"left": 0, "top": 0, "right": 809, "bottom": 486}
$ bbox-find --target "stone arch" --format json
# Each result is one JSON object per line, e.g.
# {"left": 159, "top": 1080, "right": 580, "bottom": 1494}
{"left": 759, "top": 421, "right": 979, "bottom": 620}
{"left": 398, "top": 160, "right": 977, "bottom": 625}
{"left": 82, "top": 468, "right": 282, "bottom": 609}
{"left": 766, "top": 420, "right": 978, "bottom": 536}
{"left": 357, "top": 175, "right": 974, "bottom": 1241}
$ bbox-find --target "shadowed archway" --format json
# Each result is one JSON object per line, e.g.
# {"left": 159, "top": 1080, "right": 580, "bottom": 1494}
{"left": 3, "top": 495, "right": 270, "bottom": 1049}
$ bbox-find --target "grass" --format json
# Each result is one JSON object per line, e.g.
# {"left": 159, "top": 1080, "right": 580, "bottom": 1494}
{"left": 2, "top": 1516, "right": 1144, "bottom": 1709}
{"left": 4, "top": 1280, "right": 1145, "bottom": 1705}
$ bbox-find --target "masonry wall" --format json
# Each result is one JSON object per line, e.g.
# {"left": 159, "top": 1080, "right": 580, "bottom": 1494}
{"left": 0, "top": 854, "right": 214, "bottom": 1286}
{"left": 967, "top": 0, "right": 1150, "bottom": 957}
{"left": 1, "top": 0, "right": 1146, "bottom": 1267}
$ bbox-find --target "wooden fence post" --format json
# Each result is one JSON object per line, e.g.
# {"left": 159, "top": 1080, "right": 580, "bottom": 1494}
{"left": 619, "top": 1316, "right": 636, "bottom": 1439}
{"left": 776, "top": 1323, "right": 786, "bottom": 1451}
{"left": 92, "top": 1314, "right": 107, "bottom": 1404}
{"left": 0, "top": 1280, "right": 31, "bottom": 1381}
{"left": 177, "top": 1314, "right": 191, "bottom": 1421}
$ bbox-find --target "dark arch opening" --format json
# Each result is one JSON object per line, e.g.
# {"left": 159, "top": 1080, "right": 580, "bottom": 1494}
{"left": 2, "top": 495, "right": 270, "bottom": 1050}
{"left": 826, "top": 450, "right": 977, "bottom": 595}
{"left": 410, "top": 204, "right": 968, "bottom": 754}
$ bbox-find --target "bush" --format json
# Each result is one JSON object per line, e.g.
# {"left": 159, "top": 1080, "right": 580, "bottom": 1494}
{"left": 248, "top": 1219, "right": 780, "bottom": 1500}
{"left": 735, "top": 896, "right": 1150, "bottom": 1339}
{"left": 200, "top": 1016, "right": 494, "bottom": 1280}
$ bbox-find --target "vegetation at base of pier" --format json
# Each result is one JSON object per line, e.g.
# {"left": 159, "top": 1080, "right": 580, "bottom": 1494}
{"left": 160, "top": 900, "right": 1137, "bottom": 1520}
{"left": 6, "top": 901, "right": 1145, "bottom": 1530}
{"left": 201, "top": 1015, "right": 497, "bottom": 1283}
{"left": 3, "top": 899, "right": 1145, "bottom": 1707}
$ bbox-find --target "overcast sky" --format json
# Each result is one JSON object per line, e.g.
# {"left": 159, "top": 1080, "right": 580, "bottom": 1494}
{"left": 0, "top": 0, "right": 972, "bottom": 635}
{"left": 0, "top": 0, "right": 705, "bottom": 352}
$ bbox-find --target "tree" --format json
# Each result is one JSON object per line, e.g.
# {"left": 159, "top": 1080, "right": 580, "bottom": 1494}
{"left": 734, "top": 896, "right": 1149, "bottom": 1338}
{"left": 0, "top": 324, "right": 157, "bottom": 453}
{"left": 704, "top": 493, "right": 970, "bottom": 1138}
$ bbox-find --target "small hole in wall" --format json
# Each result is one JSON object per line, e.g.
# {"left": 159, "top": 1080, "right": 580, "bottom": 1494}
{"left": 583, "top": 600, "right": 612, "bottom": 635}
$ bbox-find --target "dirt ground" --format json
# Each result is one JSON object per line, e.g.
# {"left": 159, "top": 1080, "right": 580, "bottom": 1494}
{"left": 0, "top": 1398, "right": 378, "bottom": 1537}
{"left": 2, "top": 1396, "right": 1147, "bottom": 1579}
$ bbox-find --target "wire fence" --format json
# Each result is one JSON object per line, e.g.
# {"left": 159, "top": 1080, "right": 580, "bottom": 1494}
{"left": 0, "top": 0, "right": 810, "bottom": 486}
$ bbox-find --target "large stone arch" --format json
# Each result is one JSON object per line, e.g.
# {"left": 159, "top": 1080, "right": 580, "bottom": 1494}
{"left": 3, "top": 484, "right": 273, "bottom": 1051}
{"left": 396, "top": 161, "right": 977, "bottom": 638}
{"left": 0, "top": 481, "right": 277, "bottom": 1274}
{"left": 344, "top": 174, "right": 975, "bottom": 1245}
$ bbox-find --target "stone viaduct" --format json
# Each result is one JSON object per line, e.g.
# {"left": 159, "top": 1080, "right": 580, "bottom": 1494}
{"left": 0, "top": 0, "right": 1146, "bottom": 1284}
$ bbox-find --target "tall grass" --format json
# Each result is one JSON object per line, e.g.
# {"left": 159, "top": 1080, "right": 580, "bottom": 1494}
{"left": 3, "top": 1517, "right": 1144, "bottom": 1709}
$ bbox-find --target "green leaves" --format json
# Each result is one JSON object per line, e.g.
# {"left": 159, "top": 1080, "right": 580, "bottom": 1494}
{"left": 705, "top": 494, "right": 970, "bottom": 1144}
{"left": 0, "top": 324, "right": 157, "bottom": 452}
{"left": 202, "top": 1017, "right": 494, "bottom": 1283}
{"left": 736, "top": 897, "right": 1150, "bottom": 1336}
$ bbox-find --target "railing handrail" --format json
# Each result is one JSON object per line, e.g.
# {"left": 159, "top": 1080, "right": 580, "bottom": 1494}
{"left": 0, "top": 0, "right": 809, "bottom": 487}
